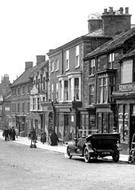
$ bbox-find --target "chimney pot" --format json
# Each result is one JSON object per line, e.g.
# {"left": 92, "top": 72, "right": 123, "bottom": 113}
{"left": 119, "top": 7, "right": 123, "bottom": 14}
{"left": 104, "top": 8, "right": 108, "bottom": 14}
{"left": 125, "top": 7, "right": 129, "bottom": 14}
{"left": 109, "top": 7, "right": 113, "bottom": 14}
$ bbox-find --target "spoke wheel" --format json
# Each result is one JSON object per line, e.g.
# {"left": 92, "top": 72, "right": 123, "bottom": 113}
{"left": 66, "top": 147, "right": 72, "bottom": 159}
{"left": 84, "top": 147, "right": 91, "bottom": 163}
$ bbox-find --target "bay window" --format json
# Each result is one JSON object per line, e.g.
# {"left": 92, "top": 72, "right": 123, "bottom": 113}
{"left": 98, "top": 76, "right": 108, "bottom": 104}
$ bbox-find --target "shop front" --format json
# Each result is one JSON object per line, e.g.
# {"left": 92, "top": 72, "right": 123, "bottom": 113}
{"left": 113, "top": 86, "right": 135, "bottom": 154}
{"left": 79, "top": 107, "right": 96, "bottom": 137}
{"left": 96, "top": 106, "right": 114, "bottom": 134}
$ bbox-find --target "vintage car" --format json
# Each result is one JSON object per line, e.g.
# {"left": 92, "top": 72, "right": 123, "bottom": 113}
{"left": 66, "top": 133, "right": 120, "bottom": 163}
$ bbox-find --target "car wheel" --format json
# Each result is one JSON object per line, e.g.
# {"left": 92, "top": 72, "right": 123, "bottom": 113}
{"left": 84, "top": 147, "right": 91, "bottom": 163}
{"left": 66, "top": 147, "right": 72, "bottom": 159}
{"left": 112, "top": 151, "right": 119, "bottom": 162}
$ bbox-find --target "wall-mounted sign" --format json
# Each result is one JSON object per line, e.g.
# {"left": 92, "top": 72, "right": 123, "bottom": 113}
{"left": 119, "top": 83, "right": 135, "bottom": 92}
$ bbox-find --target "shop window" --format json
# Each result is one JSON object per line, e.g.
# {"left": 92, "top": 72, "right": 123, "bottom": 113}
{"left": 118, "top": 104, "right": 129, "bottom": 143}
{"left": 97, "top": 113, "right": 111, "bottom": 133}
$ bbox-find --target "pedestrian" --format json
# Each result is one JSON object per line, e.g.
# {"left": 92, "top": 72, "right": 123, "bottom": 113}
{"left": 40, "top": 131, "right": 46, "bottom": 144}
{"left": 15, "top": 128, "right": 19, "bottom": 138}
{"left": 2, "top": 127, "right": 9, "bottom": 141}
{"left": 29, "top": 128, "right": 37, "bottom": 148}
{"left": 10, "top": 127, "right": 16, "bottom": 141}
{"left": 50, "top": 130, "right": 59, "bottom": 146}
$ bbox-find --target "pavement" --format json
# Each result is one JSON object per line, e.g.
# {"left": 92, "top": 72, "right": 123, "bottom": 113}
{"left": 0, "top": 130, "right": 129, "bottom": 162}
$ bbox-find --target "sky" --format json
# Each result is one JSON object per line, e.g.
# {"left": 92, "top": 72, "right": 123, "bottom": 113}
{"left": 0, "top": 0, "right": 135, "bottom": 83}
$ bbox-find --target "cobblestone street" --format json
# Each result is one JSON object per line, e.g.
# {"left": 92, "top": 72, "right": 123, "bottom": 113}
{"left": 0, "top": 138, "right": 135, "bottom": 190}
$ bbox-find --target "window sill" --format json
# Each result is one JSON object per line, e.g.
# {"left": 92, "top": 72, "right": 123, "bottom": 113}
{"left": 89, "top": 74, "right": 95, "bottom": 77}
{"left": 75, "top": 65, "right": 80, "bottom": 69}
{"left": 65, "top": 68, "right": 69, "bottom": 72}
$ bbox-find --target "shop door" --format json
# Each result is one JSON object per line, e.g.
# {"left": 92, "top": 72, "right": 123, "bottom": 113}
{"left": 130, "top": 116, "right": 135, "bottom": 148}
{"left": 64, "top": 114, "right": 70, "bottom": 141}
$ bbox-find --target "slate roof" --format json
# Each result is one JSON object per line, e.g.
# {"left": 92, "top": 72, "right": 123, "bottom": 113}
{"left": 11, "top": 61, "right": 48, "bottom": 87}
{"left": 85, "top": 27, "right": 135, "bottom": 59}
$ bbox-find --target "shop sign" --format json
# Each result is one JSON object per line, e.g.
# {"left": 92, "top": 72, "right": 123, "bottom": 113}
{"left": 119, "top": 83, "right": 135, "bottom": 92}
{"left": 59, "top": 108, "right": 71, "bottom": 112}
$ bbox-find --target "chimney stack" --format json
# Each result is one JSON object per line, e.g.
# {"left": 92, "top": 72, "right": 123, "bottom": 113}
{"left": 36, "top": 55, "right": 46, "bottom": 65}
{"left": 102, "top": 7, "right": 131, "bottom": 36}
{"left": 88, "top": 13, "right": 102, "bottom": 33}
{"left": 25, "top": 62, "right": 33, "bottom": 71}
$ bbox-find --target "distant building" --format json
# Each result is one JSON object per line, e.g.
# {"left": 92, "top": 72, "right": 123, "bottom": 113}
{"left": 0, "top": 74, "right": 11, "bottom": 129}
{"left": 30, "top": 56, "right": 49, "bottom": 138}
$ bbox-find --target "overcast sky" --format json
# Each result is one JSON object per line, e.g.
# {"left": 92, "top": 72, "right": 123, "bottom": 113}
{"left": 0, "top": 0, "right": 135, "bottom": 82}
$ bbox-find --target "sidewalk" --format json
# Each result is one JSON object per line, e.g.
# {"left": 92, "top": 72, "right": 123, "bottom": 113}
{"left": 0, "top": 130, "right": 128, "bottom": 162}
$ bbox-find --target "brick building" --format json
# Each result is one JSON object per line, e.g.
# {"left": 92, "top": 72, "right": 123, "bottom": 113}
{"left": 47, "top": 9, "right": 113, "bottom": 142}
{"left": 0, "top": 75, "right": 11, "bottom": 129}
{"left": 82, "top": 7, "right": 132, "bottom": 139}
{"left": 84, "top": 27, "right": 135, "bottom": 153}
{"left": 30, "top": 56, "right": 49, "bottom": 138}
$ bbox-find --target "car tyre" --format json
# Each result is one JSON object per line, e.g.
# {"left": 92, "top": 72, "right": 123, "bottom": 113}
{"left": 66, "top": 146, "right": 72, "bottom": 159}
{"left": 84, "top": 147, "right": 91, "bottom": 163}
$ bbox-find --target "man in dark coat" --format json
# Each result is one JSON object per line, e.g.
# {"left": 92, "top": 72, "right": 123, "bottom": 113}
{"left": 29, "top": 128, "right": 37, "bottom": 148}
{"left": 11, "top": 127, "right": 16, "bottom": 141}
{"left": 50, "top": 131, "right": 59, "bottom": 146}
{"left": 3, "top": 128, "right": 9, "bottom": 141}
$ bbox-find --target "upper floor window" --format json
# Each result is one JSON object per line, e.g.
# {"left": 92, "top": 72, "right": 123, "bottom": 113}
{"left": 55, "top": 59, "right": 59, "bottom": 71}
{"left": 37, "top": 98, "right": 40, "bottom": 110}
{"left": 97, "top": 76, "right": 108, "bottom": 104}
{"left": 121, "top": 60, "right": 133, "bottom": 84}
{"left": 89, "top": 84, "right": 95, "bottom": 105}
{"left": 51, "top": 61, "right": 54, "bottom": 72}
{"left": 17, "top": 103, "right": 20, "bottom": 112}
{"left": 33, "top": 98, "right": 36, "bottom": 110}
{"left": 89, "top": 59, "right": 95, "bottom": 75}
{"left": 22, "top": 102, "right": 25, "bottom": 112}
{"left": 75, "top": 45, "right": 80, "bottom": 68}
{"left": 56, "top": 83, "right": 59, "bottom": 100}
{"left": 65, "top": 50, "right": 69, "bottom": 71}
{"left": 22, "top": 86, "right": 25, "bottom": 94}
{"left": 51, "top": 84, "right": 54, "bottom": 100}
{"left": 64, "top": 80, "right": 68, "bottom": 101}
{"left": 97, "top": 55, "right": 107, "bottom": 72}
{"left": 74, "top": 78, "right": 79, "bottom": 100}
{"left": 108, "top": 53, "right": 115, "bottom": 69}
